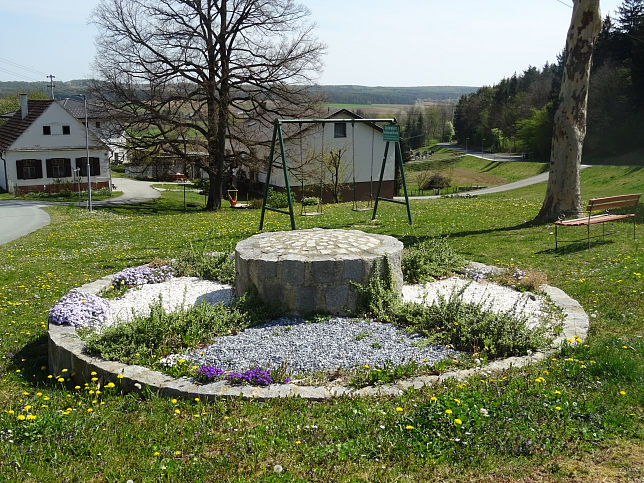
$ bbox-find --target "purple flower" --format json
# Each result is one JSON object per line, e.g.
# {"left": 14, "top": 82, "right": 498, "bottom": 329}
{"left": 197, "top": 366, "right": 225, "bottom": 379}
{"left": 198, "top": 365, "right": 273, "bottom": 386}
{"left": 49, "top": 290, "right": 111, "bottom": 328}
{"left": 465, "top": 266, "right": 493, "bottom": 282}
{"left": 112, "top": 265, "right": 174, "bottom": 286}
{"left": 513, "top": 268, "right": 527, "bottom": 281}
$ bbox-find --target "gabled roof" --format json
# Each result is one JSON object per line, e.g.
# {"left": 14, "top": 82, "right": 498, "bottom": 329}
{"left": 0, "top": 100, "right": 54, "bottom": 151}
{"left": 58, "top": 98, "right": 103, "bottom": 119}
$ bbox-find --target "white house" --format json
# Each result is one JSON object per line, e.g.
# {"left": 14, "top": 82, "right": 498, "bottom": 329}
{"left": 0, "top": 95, "right": 110, "bottom": 195}
{"left": 257, "top": 109, "right": 397, "bottom": 203}
{"left": 58, "top": 98, "right": 128, "bottom": 166}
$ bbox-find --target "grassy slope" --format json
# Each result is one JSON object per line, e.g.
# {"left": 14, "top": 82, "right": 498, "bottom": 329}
{"left": 0, "top": 166, "right": 642, "bottom": 481}
{"left": 404, "top": 150, "right": 548, "bottom": 192}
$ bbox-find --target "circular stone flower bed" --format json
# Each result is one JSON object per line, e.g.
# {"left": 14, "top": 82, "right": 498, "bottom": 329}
{"left": 47, "top": 262, "right": 590, "bottom": 401}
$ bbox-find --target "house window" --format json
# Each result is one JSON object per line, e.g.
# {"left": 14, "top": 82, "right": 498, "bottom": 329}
{"left": 16, "top": 159, "right": 43, "bottom": 180}
{"left": 46, "top": 158, "right": 72, "bottom": 178}
{"left": 114, "top": 152, "right": 120, "bottom": 163}
{"left": 76, "top": 157, "right": 101, "bottom": 177}
{"left": 62, "top": 125, "right": 70, "bottom": 135}
{"left": 95, "top": 121, "right": 101, "bottom": 129}
{"left": 334, "top": 122, "right": 347, "bottom": 138}
{"left": 43, "top": 126, "right": 51, "bottom": 135}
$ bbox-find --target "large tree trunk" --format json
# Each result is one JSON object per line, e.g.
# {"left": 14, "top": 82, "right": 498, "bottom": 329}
{"left": 536, "top": 0, "right": 602, "bottom": 222}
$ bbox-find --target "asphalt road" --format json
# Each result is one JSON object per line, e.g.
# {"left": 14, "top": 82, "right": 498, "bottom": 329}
{"left": 0, "top": 178, "right": 160, "bottom": 246}
{"left": 0, "top": 201, "right": 51, "bottom": 245}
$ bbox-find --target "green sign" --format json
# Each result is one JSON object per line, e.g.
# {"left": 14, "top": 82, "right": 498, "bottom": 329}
{"left": 382, "top": 124, "right": 399, "bottom": 142}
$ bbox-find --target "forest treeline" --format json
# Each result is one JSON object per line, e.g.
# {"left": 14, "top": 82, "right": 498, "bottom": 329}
{"left": 0, "top": 81, "right": 477, "bottom": 107}
{"left": 309, "top": 85, "right": 478, "bottom": 105}
{"left": 453, "top": 0, "right": 644, "bottom": 163}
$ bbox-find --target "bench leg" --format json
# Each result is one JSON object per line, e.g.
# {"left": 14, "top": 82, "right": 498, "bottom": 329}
{"left": 587, "top": 222, "right": 590, "bottom": 249}
{"left": 555, "top": 224, "right": 558, "bottom": 249}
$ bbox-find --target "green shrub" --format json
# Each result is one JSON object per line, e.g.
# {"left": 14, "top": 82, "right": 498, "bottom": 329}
{"left": 82, "top": 287, "right": 278, "bottom": 365}
{"left": 82, "top": 299, "right": 248, "bottom": 364}
{"left": 352, "top": 258, "right": 400, "bottom": 322}
{"left": 354, "top": 261, "right": 553, "bottom": 359}
{"left": 402, "top": 237, "right": 465, "bottom": 283}
{"left": 420, "top": 172, "right": 451, "bottom": 190}
{"left": 265, "top": 187, "right": 293, "bottom": 208}
{"left": 302, "top": 196, "right": 320, "bottom": 206}
{"left": 171, "top": 250, "right": 235, "bottom": 284}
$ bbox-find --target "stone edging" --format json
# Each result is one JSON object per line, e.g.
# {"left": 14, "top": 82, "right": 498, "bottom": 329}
{"left": 48, "top": 264, "right": 589, "bottom": 401}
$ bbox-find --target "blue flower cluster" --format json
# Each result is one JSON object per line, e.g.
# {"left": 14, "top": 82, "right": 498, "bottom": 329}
{"left": 512, "top": 268, "right": 527, "bottom": 281}
{"left": 48, "top": 290, "right": 111, "bottom": 328}
{"left": 112, "top": 265, "right": 174, "bottom": 286}
{"left": 197, "top": 365, "right": 275, "bottom": 386}
{"left": 465, "top": 266, "right": 493, "bottom": 282}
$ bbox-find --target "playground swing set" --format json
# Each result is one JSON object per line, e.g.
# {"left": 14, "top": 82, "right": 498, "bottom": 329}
{"left": 259, "top": 117, "right": 412, "bottom": 231}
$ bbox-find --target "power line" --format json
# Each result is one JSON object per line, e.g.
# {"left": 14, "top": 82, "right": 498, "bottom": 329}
{"left": 0, "top": 56, "right": 46, "bottom": 77}
{"left": 553, "top": 0, "right": 573, "bottom": 8}
{"left": 0, "top": 65, "right": 41, "bottom": 82}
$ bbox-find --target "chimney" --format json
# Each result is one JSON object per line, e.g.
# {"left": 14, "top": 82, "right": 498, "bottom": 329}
{"left": 20, "top": 93, "right": 28, "bottom": 119}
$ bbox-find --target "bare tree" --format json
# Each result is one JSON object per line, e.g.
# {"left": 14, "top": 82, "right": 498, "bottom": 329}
{"left": 323, "top": 145, "right": 349, "bottom": 203}
{"left": 536, "top": 0, "right": 602, "bottom": 221}
{"left": 91, "top": 0, "right": 324, "bottom": 210}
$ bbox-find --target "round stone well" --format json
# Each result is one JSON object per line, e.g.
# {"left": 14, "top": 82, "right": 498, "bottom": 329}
{"left": 235, "top": 228, "right": 403, "bottom": 315}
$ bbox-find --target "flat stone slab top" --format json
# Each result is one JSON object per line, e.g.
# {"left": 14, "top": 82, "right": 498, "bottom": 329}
{"left": 235, "top": 228, "right": 403, "bottom": 315}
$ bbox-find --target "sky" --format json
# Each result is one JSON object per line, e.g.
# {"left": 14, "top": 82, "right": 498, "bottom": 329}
{"left": 0, "top": 0, "right": 624, "bottom": 88}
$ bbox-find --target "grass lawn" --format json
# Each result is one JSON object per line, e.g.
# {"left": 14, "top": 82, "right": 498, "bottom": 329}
{"left": 0, "top": 165, "right": 642, "bottom": 480}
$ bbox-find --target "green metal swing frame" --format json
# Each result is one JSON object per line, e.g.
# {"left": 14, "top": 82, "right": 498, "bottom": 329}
{"left": 259, "top": 118, "right": 412, "bottom": 231}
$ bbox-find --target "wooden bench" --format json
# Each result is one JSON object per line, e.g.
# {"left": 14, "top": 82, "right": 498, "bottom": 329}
{"left": 554, "top": 193, "right": 640, "bottom": 249}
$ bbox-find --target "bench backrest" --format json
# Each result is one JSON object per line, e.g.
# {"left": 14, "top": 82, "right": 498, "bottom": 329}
{"left": 587, "top": 193, "right": 641, "bottom": 213}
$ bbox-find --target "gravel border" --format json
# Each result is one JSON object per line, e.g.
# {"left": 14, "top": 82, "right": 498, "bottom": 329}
{"left": 48, "top": 262, "right": 589, "bottom": 400}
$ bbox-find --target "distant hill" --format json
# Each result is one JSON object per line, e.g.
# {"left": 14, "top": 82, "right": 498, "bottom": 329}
{"left": 0, "top": 80, "right": 479, "bottom": 105}
{"left": 310, "top": 85, "right": 479, "bottom": 105}
{"left": 0, "top": 79, "right": 93, "bottom": 99}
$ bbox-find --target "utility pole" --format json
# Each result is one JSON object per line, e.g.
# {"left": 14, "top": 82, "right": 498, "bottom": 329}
{"left": 46, "top": 74, "right": 55, "bottom": 99}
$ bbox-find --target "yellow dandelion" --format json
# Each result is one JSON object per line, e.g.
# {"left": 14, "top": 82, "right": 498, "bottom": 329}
{"left": 171, "top": 398, "right": 178, "bottom": 404}
{"left": 153, "top": 451, "right": 160, "bottom": 456}
{"left": 405, "top": 425, "right": 414, "bottom": 430}
{"left": 395, "top": 407, "right": 403, "bottom": 412}
{"left": 117, "top": 374, "right": 124, "bottom": 379}
{"left": 555, "top": 406, "right": 562, "bottom": 411}
{"left": 454, "top": 418, "right": 463, "bottom": 425}
{"left": 445, "top": 409, "right": 452, "bottom": 414}
{"left": 620, "top": 390, "right": 626, "bottom": 395}
{"left": 87, "top": 408, "right": 93, "bottom": 413}
{"left": 430, "top": 396, "right": 437, "bottom": 402}
{"left": 295, "top": 440, "right": 301, "bottom": 445}
{"left": 17, "top": 414, "right": 26, "bottom": 420}
{"left": 175, "top": 450, "right": 181, "bottom": 455}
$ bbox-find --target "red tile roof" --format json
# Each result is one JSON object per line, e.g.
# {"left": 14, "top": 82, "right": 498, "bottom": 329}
{"left": 0, "top": 100, "right": 54, "bottom": 151}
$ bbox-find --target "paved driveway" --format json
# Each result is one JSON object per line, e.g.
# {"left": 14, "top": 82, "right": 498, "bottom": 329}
{"left": 0, "top": 201, "right": 51, "bottom": 245}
